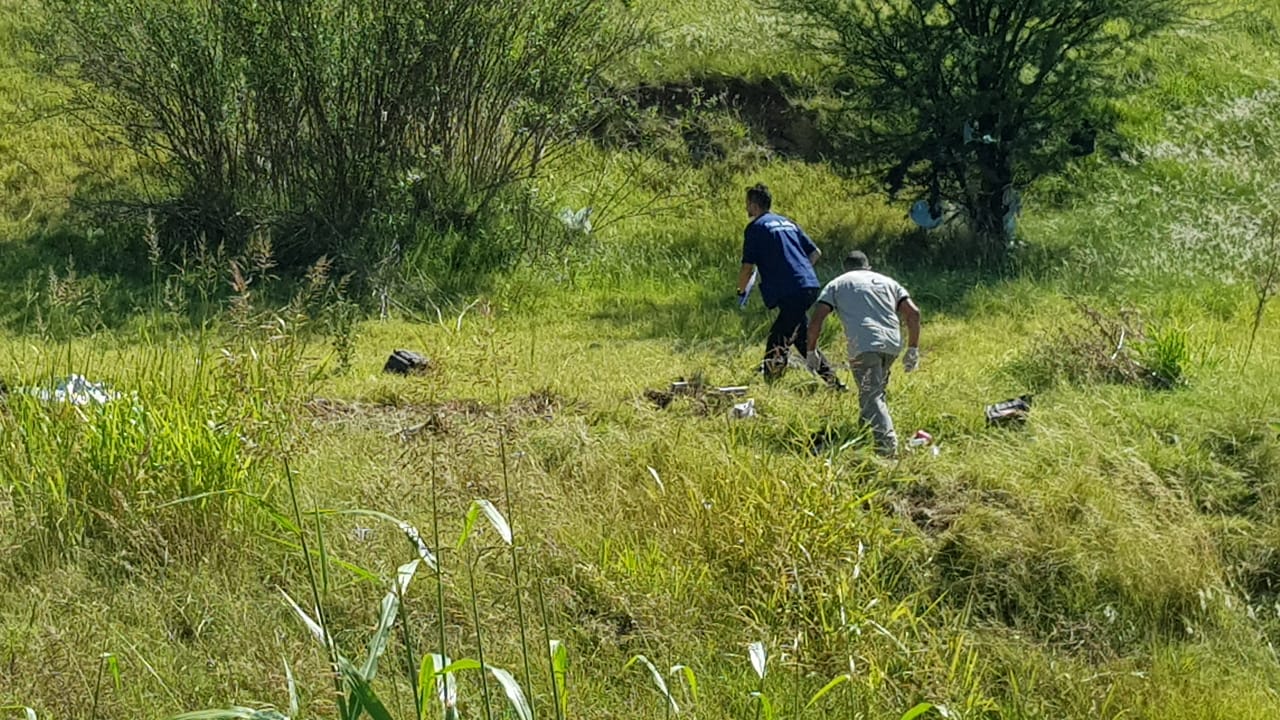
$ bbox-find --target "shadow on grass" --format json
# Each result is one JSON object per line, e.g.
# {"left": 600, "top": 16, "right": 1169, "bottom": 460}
{"left": 0, "top": 219, "right": 515, "bottom": 337}
{"left": 2, "top": 203, "right": 1078, "bottom": 345}
{"left": 0, "top": 225, "right": 156, "bottom": 334}
{"left": 585, "top": 241, "right": 1070, "bottom": 350}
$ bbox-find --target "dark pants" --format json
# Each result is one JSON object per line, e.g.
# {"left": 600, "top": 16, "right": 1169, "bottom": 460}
{"left": 764, "top": 288, "right": 839, "bottom": 385}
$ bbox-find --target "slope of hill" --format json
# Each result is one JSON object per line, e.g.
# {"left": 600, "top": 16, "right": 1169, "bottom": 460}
{"left": 1, "top": 1, "right": 1280, "bottom": 719}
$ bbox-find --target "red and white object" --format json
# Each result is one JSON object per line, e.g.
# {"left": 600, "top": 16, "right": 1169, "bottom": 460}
{"left": 908, "top": 430, "right": 933, "bottom": 448}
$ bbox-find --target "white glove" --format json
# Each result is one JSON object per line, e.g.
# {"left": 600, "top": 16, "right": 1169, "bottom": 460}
{"left": 902, "top": 347, "right": 920, "bottom": 373}
{"left": 805, "top": 349, "right": 824, "bottom": 373}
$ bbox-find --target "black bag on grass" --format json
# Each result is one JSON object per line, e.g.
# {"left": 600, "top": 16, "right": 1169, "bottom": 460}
{"left": 985, "top": 395, "right": 1032, "bottom": 427}
{"left": 384, "top": 349, "right": 430, "bottom": 375}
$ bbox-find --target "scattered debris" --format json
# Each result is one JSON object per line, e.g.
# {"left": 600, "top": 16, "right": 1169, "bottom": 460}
{"left": 558, "top": 206, "right": 593, "bottom": 235}
{"left": 730, "top": 398, "right": 757, "bottom": 419}
{"left": 908, "top": 430, "right": 934, "bottom": 448}
{"left": 643, "top": 377, "right": 751, "bottom": 414}
{"left": 986, "top": 395, "right": 1033, "bottom": 427}
{"left": 24, "top": 374, "right": 123, "bottom": 406}
{"left": 643, "top": 388, "right": 676, "bottom": 409}
{"left": 646, "top": 466, "right": 665, "bottom": 493}
{"left": 907, "top": 431, "right": 941, "bottom": 456}
{"left": 383, "top": 349, "right": 431, "bottom": 375}
{"left": 909, "top": 199, "right": 948, "bottom": 229}
{"left": 670, "top": 380, "right": 700, "bottom": 396}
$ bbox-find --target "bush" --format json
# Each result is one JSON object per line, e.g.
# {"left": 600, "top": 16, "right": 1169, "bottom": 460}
{"left": 1006, "top": 302, "right": 1191, "bottom": 391}
{"left": 37, "top": 0, "right": 641, "bottom": 272}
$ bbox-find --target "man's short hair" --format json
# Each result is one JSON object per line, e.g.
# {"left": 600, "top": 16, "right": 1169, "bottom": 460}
{"left": 843, "top": 251, "right": 871, "bottom": 270}
{"left": 746, "top": 183, "right": 772, "bottom": 211}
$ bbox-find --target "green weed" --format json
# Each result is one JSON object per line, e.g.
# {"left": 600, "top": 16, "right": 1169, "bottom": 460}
{"left": 4, "top": 0, "right": 1280, "bottom": 718}
{"left": 1138, "top": 323, "right": 1192, "bottom": 389}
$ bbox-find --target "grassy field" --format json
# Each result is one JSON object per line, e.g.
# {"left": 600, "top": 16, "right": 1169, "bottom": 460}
{"left": 3, "top": 1, "right": 1280, "bottom": 719}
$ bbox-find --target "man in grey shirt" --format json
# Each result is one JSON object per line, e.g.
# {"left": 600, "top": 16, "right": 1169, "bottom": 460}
{"left": 805, "top": 251, "right": 922, "bottom": 456}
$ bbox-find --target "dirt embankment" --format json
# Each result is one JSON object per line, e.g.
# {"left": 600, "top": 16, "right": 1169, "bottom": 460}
{"left": 595, "top": 75, "right": 831, "bottom": 163}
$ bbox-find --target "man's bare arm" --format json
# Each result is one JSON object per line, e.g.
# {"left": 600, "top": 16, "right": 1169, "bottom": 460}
{"left": 807, "top": 302, "right": 833, "bottom": 355}
{"left": 808, "top": 248, "right": 822, "bottom": 266}
{"left": 899, "top": 298, "right": 921, "bottom": 348}
{"left": 737, "top": 263, "right": 755, "bottom": 294}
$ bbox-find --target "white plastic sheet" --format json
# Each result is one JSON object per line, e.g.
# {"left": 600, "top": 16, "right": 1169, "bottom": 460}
{"left": 27, "top": 374, "right": 122, "bottom": 406}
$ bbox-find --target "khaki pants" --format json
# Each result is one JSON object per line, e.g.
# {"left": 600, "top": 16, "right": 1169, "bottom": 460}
{"left": 850, "top": 352, "right": 898, "bottom": 456}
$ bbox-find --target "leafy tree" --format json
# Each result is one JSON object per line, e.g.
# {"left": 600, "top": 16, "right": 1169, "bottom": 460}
{"left": 773, "top": 0, "right": 1191, "bottom": 259}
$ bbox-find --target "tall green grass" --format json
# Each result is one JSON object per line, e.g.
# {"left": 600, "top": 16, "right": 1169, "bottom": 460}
{"left": 3, "top": 0, "right": 1280, "bottom": 718}
{"left": 3, "top": 274, "right": 1279, "bottom": 717}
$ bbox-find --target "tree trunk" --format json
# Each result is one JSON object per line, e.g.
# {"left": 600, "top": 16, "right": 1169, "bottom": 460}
{"left": 972, "top": 143, "right": 1014, "bottom": 263}
{"left": 971, "top": 59, "right": 1014, "bottom": 263}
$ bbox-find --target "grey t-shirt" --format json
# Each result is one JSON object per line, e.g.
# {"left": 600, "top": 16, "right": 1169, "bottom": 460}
{"left": 816, "top": 270, "right": 911, "bottom": 359}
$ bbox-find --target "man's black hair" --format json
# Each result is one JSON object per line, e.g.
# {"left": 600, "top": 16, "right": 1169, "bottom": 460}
{"left": 843, "top": 251, "right": 871, "bottom": 270}
{"left": 746, "top": 183, "right": 772, "bottom": 212}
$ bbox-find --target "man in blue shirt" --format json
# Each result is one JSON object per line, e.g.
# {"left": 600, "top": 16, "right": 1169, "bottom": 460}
{"left": 736, "top": 183, "right": 841, "bottom": 387}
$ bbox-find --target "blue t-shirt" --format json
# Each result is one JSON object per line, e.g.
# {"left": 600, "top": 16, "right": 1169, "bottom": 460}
{"left": 741, "top": 213, "right": 820, "bottom": 308}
